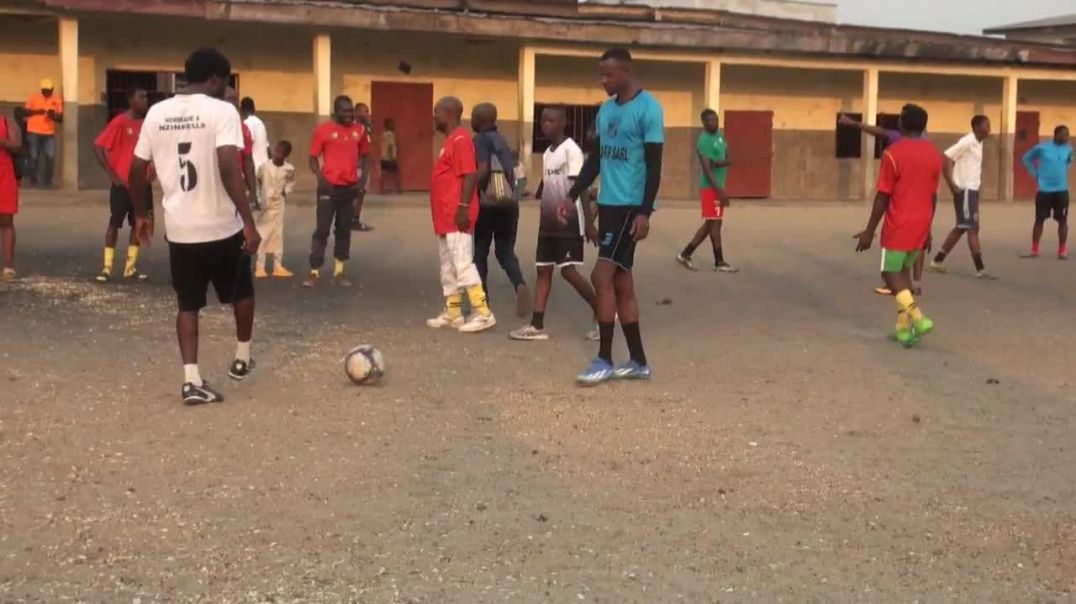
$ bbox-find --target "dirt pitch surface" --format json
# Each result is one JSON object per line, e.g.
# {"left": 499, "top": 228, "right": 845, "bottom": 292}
{"left": 1, "top": 192, "right": 1075, "bottom": 602}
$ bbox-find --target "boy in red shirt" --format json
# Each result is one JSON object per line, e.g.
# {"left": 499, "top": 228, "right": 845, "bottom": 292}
{"left": 425, "top": 96, "right": 495, "bottom": 333}
{"left": 93, "top": 87, "right": 151, "bottom": 282}
{"left": 303, "top": 95, "right": 370, "bottom": 288}
{"left": 854, "top": 104, "right": 941, "bottom": 347}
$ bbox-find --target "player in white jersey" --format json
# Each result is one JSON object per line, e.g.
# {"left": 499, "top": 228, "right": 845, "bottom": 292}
{"left": 509, "top": 106, "right": 598, "bottom": 341}
{"left": 129, "top": 48, "right": 261, "bottom": 405}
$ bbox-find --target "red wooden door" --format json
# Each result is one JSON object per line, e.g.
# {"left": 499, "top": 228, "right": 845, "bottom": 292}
{"left": 723, "top": 110, "right": 773, "bottom": 198}
{"left": 1014, "top": 111, "right": 1040, "bottom": 200}
{"left": 371, "top": 82, "right": 434, "bottom": 190}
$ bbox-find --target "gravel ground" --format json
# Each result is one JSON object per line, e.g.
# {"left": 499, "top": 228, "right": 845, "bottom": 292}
{"left": 1, "top": 192, "right": 1074, "bottom": 602}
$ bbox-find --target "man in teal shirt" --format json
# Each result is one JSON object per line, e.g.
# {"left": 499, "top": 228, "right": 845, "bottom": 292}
{"left": 1022, "top": 125, "right": 1073, "bottom": 259}
{"left": 676, "top": 108, "right": 738, "bottom": 273}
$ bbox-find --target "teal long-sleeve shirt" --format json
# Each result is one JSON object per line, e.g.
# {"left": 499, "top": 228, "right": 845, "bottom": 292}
{"left": 1022, "top": 142, "right": 1073, "bottom": 193}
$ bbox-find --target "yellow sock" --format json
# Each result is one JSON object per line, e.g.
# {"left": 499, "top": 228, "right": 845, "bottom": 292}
{"left": 102, "top": 246, "right": 115, "bottom": 273}
{"left": 445, "top": 292, "right": 463, "bottom": 319}
{"left": 123, "top": 245, "right": 140, "bottom": 276}
{"left": 895, "top": 309, "right": 910, "bottom": 332}
{"left": 465, "top": 284, "right": 491, "bottom": 317}
{"left": 895, "top": 289, "right": 923, "bottom": 322}
{"left": 334, "top": 259, "right": 345, "bottom": 277}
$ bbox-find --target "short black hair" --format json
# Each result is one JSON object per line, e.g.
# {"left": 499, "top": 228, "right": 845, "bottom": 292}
{"left": 1055, "top": 125, "right": 1069, "bottom": 135}
{"left": 184, "top": 48, "right": 231, "bottom": 85}
{"left": 900, "top": 104, "right": 928, "bottom": 134}
{"left": 277, "top": 139, "right": 292, "bottom": 155}
{"left": 126, "top": 87, "right": 146, "bottom": 100}
{"left": 600, "top": 48, "right": 633, "bottom": 63}
{"left": 541, "top": 105, "right": 567, "bottom": 119}
{"left": 700, "top": 108, "right": 718, "bottom": 120}
{"left": 240, "top": 97, "right": 255, "bottom": 112}
{"left": 356, "top": 102, "right": 369, "bottom": 110}
{"left": 971, "top": 115, "right": 989, "bottom": 130}
{"left": 333, "top": 95, "right": 353, "bottom": 110}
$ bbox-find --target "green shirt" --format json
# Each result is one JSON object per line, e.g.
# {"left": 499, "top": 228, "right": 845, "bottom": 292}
{"left": 697, "top": 130, "right": 728, "bottom": 189}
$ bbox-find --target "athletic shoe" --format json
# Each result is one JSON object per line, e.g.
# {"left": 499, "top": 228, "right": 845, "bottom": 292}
{"left": 1059, "top": 247, "right": 1069, "bottom": 260}
{"left": 255, "top": 267, "right": 269, "bottom": 279}
{"left": 351, "top": 221, "right": 374, "bottom": 232}
{"left": 1, "top": 268, "right": 16, "bottom": 282}
{"left": 675, "top": 254, "right": 698, "bottom": 271}
{"left": 515, "top": 284, "right": 532, "bottom": 319}
{"left": 914, "top": 316, "right": 934, "bottom": 336}
{"left": 459, "top": 312, "right": 497, "bottom": 333}
{"left": 302, "top": 272, "right": 319, "bottom": 288}
{"left": 584, "top": 325, "right": 600, "bottom": 342}
{"left": 509, "top": 324, "right": 549, "bottom": 341}
{"left": 124, "top": 270, "right": 149, "bottom": 282}
{"left": 576, "top": 358, "right": 615, "bottom": 386}
{"left": 182, "top": 381, "right": 224, "bottom": 405}
{"left": 228, "top": 358, "right": 255, "bottom": 381}
{"left": 874, "top": 286, "right": 892, "bottom": 296}
{"left": 613, "top": 360, "right": 652, "bottom": 380}
{"left": 890, "top": 326, "right": 920, "bottom": 348}
{"left": 427, "top": 312, "right": 464, "bottom": 329}
{"left": 1020, "top": 251, "right": 1039, "bottom": 259}
{"left": 333, "top": 274, "right": 353, "bottom": 287}
{"left": 272, "top": 266, "right": 294, "bottom": 278}
{"left": 95, "top": 269, "right": 111, "bottom": 283}
{"left": 975, "top": 269, "right": 997, "bottom": 280}
{"left": 715, "top": 262, "right": 739, "bottom": 273}
{"left": 928, "top": 260, "right": 947, "bottom": 273}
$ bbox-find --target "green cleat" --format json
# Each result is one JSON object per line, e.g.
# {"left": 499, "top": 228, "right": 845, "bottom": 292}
{"left": 890, "top": 325, "right": 921, "bottom": 348}
{"left": 914, "top": 316, "right": 934, "bottom": 336}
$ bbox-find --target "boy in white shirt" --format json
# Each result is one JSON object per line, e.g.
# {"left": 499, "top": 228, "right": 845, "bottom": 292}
{"left": 255, "top": 140, "right": 296, "bottom": 278}
{"left": 128, "top": 47, "right": 261, "bottom": 405}
{"left": 510, "top": 106, "right": 598, "bottom": 341}
{"left": 931, "top": 115, "right": 993, "bottom": 278}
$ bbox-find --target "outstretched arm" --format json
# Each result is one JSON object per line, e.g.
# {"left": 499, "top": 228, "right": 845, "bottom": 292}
{"left": 839, "top": 114, "right": 891, "bottom": 140}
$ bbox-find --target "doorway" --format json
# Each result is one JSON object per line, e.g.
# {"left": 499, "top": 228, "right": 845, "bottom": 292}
{"left": 371, "top": 82, "right": 435, "bottom": 191}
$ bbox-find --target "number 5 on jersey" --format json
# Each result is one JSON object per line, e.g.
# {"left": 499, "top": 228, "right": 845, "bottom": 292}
{"left": 178, "top": 142, "right": 198, "bottom": 191}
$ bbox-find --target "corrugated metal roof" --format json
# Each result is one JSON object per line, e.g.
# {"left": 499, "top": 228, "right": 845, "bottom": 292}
{"left": 985, "top": 13, "right": 1076, "bottom": 33}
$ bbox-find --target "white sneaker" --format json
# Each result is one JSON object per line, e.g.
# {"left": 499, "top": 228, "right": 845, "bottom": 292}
{"left": 427, "top": 313, "right": 464, "bottom": 329}
{"left": 459, "top": 312, "right": 497, "bottom": 333}
{"left": 509, "top": 324, "right": 549, "bottom": 341}
{"left": 584, "top": 325, "right": 601, "bottom": 341}
{"left": 928, "top": 260, "right": 947, "bottom": 274}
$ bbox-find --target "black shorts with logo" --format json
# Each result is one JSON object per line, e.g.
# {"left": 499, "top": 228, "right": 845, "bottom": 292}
{"left": 168, "top": 230, "right": 254, "bottom": 312}
{"left": 1036, "top": 191, "right": 1069, "bottom": 223}
{"left": 535, "top": 234, "right": 584, "bottom": 267}
{"left": 953, "top": 189, "right": 980, "bottom": 230}
{"left": 597, "top": 204, "right": 640, "bottom": 270}
{"left": 109, "top": 184, "right": 153, "bottom": 228}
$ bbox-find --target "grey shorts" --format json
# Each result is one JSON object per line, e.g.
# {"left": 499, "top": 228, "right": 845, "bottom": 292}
{"left": 954, "top": 189, "right": 980, "bottom": 230}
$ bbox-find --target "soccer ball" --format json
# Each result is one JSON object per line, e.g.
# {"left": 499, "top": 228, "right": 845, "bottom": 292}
{"left": 345, "top": 345, "right": 385, "bottom": 385}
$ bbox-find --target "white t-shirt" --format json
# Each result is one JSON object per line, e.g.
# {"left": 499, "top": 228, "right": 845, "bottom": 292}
{"left": 244, "top": 114, "right": 270, "bottom": 171}
{"left": 540, "top": 137, "right": 585, "bottom": 237}
{"left": 944, "top": 132, "right": 983, "bottom": 191}
{"left": 134, "top": 93, "right": 245, "bottom": 244}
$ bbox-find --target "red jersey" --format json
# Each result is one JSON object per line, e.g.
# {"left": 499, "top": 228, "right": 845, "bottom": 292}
{"left": 310, "top": 121, "right": 371, "bottom": 187}
{"left": 877, "top": 138, "right": 942, "bottom": 251}
{"left": 239, "top": 122, "right": 253, "bottom": 166}
{"left": 94, "top": 112, "right": 143, "bottom": 186}
{"left": 0, "top": 117, "right": 18, "bottom": 215}
{"left": 431, "top": 127, "right": 480, "bottom": 235}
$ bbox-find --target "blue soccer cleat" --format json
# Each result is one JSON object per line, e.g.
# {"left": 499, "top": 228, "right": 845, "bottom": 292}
{"left": 576, "top": 358, "right": 615, "bottom": 386}
{"left": 613, "top": 360, "right": 652, "bottom": 380}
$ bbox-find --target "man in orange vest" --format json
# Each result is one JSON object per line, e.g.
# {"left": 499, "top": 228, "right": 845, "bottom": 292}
{"left": 24, "top": 78, "right": 63, "bottom": 187}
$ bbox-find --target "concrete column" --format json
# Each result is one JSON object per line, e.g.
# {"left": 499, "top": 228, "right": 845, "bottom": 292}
{"left": 704, "top": 59, "right": 721, "bottom": 116}
{"left": 59, "top": 17, "right": 78, "bottom": 190}
{"left": 518, "top": 46, "right": 536, "bottom": 161}
{"left": 999, "top": 74, "right": 1019, "bottom": 202}
{"left": 861, "top": 68, "right": 879, "bottom": 200}
{"left": 313, "top": 33, "right": 332, "bottom": 118}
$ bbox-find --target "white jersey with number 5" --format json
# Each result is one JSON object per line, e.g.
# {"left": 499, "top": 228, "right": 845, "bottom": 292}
{"left": 134, "top": 93, "right": 244, "bottom": 244}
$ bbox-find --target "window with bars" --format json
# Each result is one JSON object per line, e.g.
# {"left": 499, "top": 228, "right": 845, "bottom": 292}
{"left": 105, "top": 69, "right": 239, "bottom": 117}
{"left": 532, "top": 103, "right": 600, "bottom": 154}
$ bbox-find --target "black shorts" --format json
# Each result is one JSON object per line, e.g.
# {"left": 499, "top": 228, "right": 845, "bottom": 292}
{"left": 380, "top": 159, "right": 398, "bottom": 172}
{"left": 168, "top": 231, "right": 254, "bottom": 312}
{"left": 953, "top": 189, "right": 980, "bottom": 230}
{"left": 1036, "top": 191, "right": 1069, "bottom": 223}
{"left": 535, "top": 234, "right": 584, "bottom": 268}
{"left": 109, "top": 184, "right": 153, "bottom": 228}
{"left": 597, "top": 205, "right": 639, "bottom": 270}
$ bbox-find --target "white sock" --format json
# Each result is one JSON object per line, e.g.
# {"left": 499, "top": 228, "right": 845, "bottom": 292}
{"left": 183, "top": 364, "right": 203, "bottom": 386}
{"left": 236, "top": 340, "right": 251, "bottom": 363}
